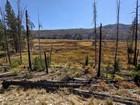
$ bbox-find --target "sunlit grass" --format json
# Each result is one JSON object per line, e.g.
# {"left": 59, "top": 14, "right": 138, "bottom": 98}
{"left": 0, "top": 39, "right": 138, "bottom": 76}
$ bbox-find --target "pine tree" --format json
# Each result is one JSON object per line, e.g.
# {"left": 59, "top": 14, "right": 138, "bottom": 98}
{"left": 5, "top": 0, "right": 19, "bottom": 52}
{"left": 0, "top": 8, "right": 11, "bottom": 65}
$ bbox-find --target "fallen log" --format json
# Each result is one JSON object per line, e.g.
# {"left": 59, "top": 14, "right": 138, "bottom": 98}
{"left": 134, "top": 75, "right": 140, "bottom": 86}
{"left": 0, "top": 66, "right": 10, "bottom": 72}
{"left": 70, "top": 89, "right": 140, "bottom": 105}
{"left": 2, "top": 80, "right": 90, "bottom": 89}
{"left": 0, "top": 72, "right": 17, "bottom": 78}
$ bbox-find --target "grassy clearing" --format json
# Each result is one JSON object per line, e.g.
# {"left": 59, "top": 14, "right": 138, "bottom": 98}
{"left": 0, "top": 39, "right": 139, "bottom": 79}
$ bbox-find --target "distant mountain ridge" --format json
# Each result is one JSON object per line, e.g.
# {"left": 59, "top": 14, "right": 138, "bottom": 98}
{"left": 31, "top": 23, "right": 140, "bottom": 40}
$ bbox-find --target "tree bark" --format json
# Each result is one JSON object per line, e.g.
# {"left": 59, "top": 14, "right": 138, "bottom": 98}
{"left": 113, "top": 0, "right": 120, "bottom": 78}
{"left": 93, "top": 0, "right": 97, "bottom": 68}
{"left": 26, "top": 10, "right": 32, "bottom": 71}
{"left": 4, "top": 28, "right": 11, "bottom": 66}
{"left": 17, "top": 0, "right": 22, "bottom": 64}
{"left": 44, "top": 52, "right": 48, "bottom": 74}
{"left": 2, "top": 80, "right": 90, "bottom": 89}
{"left": 97, "top": 23, "right": 102, "bottom": 77}
{"left": 133, "top": 0, "right": 139, "bottom": 66}
{"left": 38, "top": 13, "right": 42, "bottom": 59}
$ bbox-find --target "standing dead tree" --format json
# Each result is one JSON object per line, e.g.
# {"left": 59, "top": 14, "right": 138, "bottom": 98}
{"left": 17, "top": 0, "right": 22, "bottom": 64}
{"left": 97, "top": 23, "right": 102, "bottom": 77}
{"left": 113, "top": 0, "right": 120, "bottom": 78}
{"left": 133, "top": 0, "right": 139, "bottom": 66}
{"left": 38, "top": 13, "right": 42, "bottom": 59}
{"left": 126, "top": 18, "right": 136, "bottom": 65}
{"left": 26, "top": 10, "right": 32, "bottom": 71}
{"left": 44, "top": 52, "right": 48, "bottom": 74}
{"left": 93, "top": 0, "right": 97, "bottom": 68}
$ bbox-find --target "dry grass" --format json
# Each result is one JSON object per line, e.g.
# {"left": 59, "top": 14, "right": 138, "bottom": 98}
{"left": 0, "top": 39, "right": 140, "bottom": 105}
{"left": 118, "top": 81, "right": 138, "bottom": 89}
{"left": 0, "top": 87, "right": 111, "bottom": 105}
{"left": 98, "top": 81, "right": 108, "bottom": 91}
{"left": 0, "top": 39, "right": 132, "bottom": 70}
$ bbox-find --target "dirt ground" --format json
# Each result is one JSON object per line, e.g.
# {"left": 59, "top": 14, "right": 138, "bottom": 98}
{"left": 0, "top": 67, "right": 139, "bottom": 105}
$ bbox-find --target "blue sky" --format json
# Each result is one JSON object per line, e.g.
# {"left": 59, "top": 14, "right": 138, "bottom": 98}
{"left": 0, "top": 0, "right": 138, "bottom": 30}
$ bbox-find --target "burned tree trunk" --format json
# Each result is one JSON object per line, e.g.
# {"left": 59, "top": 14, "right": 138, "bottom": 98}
{"left": 113, "top": 0, "right": 120, "bottom": 78}
{"left": 133, "top": 0, "right": 139, "bottom": 66}
{"left": 2, "top": 80, "right": 90, "bottom": 89}
{"left": 97, "top": 23, "right": 102, "bottom": 77}
{"left": 17, "top": 0, "right": 22, "bottom": 64}
{"left": 44, "top": 52, "right": 48, "bottom": 74}
{"left": 93, "top": 0, "right": 97, "bottom": 68}
{"left": 26, "top": 10, "right": 32, "bottom": 71}
{"left": 38, "top": 13, "right": 42, "bottom": 60}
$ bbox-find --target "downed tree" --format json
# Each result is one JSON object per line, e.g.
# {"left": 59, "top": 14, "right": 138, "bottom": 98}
{"left": 0, "top": 72, "right": 17, "bottom": 78}
{"left": 70, "top": 89, "right": 140, "bottom": 105}
{"left": 134, "top": 75, "right": 140, "bottom": 86}
{"left": 2, "top": 80, "right": 90, "bottom": 89}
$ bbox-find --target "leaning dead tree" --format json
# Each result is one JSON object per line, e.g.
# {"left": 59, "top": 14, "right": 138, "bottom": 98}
{"left": 93, "top": 0, "right": 97, "bottom": 68}
{"left": 133, "top": 0, "right": 139, "bottom": 66}
{"left": 26, "top": 10, "right": 32, "bottom": 71}
{"left": 97, "top": 23, "right": 102, "bottom": 77}
{"left": 113, "top": 0, "right": 120, "bottom": 78}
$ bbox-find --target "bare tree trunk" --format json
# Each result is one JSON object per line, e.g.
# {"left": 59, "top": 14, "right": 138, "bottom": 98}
{"left": 38, "top": 13, "right": 42, "bottom": 59}
{"left": 4, "top": 28, "right": 11, "bottom": 66}
{"left": 93, "top": 0, "right": 97, "bottom": 68}
{"left": 44, "top": 52, "right": 48, "bottom": 74}
{"left": 17, "top": 0, "right": 22, "bottom": 64}
{"left": 26, "top": 10, "right": 32, "bottom": 71}
{"left": 133, "top": 0, "right": 139, "bottom": 66}
{"left": 113, "top": 0, "right": 120, "bottom": 78}
{"left": 97, "top": 23, "right": 102, "bottom": 77}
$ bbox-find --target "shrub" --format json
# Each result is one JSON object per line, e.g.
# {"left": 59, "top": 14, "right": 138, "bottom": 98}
{"left": 33, "top": 57, "right": 45, "bottom": 71}
{"left": 65, "top": 62, "right": 72, "bottom": 69}
{"left": 24, "top": 71, "right": 33, "bottom": 79}
{"left": 98, "top": 81, "right": 108, "bottom": 91}
{"left": 135, "top": 64, "right": 140, "bottom": 70}
{"left": 105, "top": 65, "right": 110, "bottom": 78}
{"left": 105, "top": 99, "right": 113, "bottom": 105}
{"left": 11, "top": 59, "right": 20, "bottom": 68}
{"left": 114, "top": 59, "right": 121, "bottom": 72}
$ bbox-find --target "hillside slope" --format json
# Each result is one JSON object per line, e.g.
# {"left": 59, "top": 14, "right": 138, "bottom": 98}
{"left": 31, "top": 24, "right": 139, "bottom": 40}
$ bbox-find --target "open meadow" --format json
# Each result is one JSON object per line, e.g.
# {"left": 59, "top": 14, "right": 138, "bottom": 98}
{"left": 1, "top": 39, "right": 138, "bottom": 77}
{"left": 0, "top": 39, "right": 140, "bottom": 105}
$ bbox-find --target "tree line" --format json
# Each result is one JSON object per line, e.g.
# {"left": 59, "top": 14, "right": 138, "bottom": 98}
{"left": 0, "top": 0, "right": 34, "bottom": 65}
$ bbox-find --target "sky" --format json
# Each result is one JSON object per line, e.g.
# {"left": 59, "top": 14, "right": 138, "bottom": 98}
{"left": 0, "top": 0, "right": 138, "bottom": 30}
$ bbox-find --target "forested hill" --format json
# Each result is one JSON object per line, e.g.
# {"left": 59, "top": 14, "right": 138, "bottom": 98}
{"left": 31, "top": 24, "right": 140, "bottom": 40}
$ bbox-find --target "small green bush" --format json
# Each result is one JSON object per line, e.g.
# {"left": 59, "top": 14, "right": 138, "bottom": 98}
{"left": 105, "top": 99, "right": 113, "bottom": 105}
{"left": 33, "top": 57, "right": 45, "bottom": 71}
{"left": 105, "top": 62, "right": 111, "bottom": 78}
{"left": 11, "top": 59, "right": 20, "bottom": 68}
{"left": 135, "top": 64, "right": 140, "bottom": 71}
{"left": 114, "top": 59, "right": 121, "bottom": 72}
